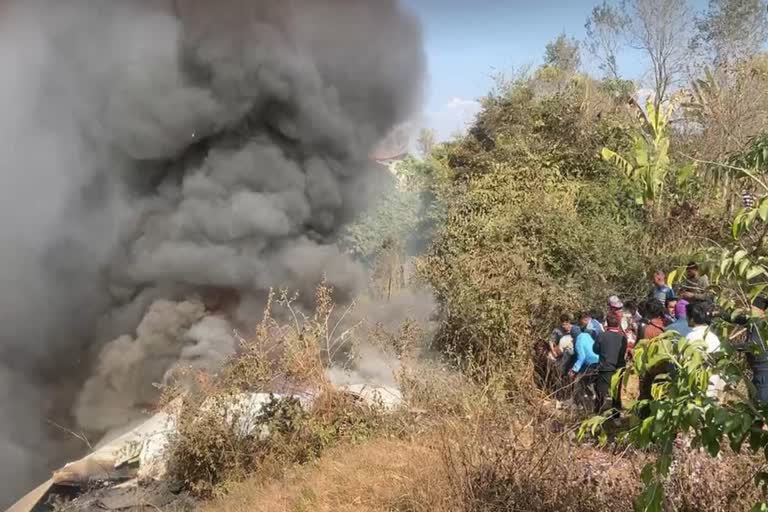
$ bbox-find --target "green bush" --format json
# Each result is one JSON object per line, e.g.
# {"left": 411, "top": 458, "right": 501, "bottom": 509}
{"left": 417, "top": 74, "right": 700, "bottom": 380}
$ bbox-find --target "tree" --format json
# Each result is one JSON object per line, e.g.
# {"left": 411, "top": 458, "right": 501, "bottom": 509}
{"left": 601, "top": 96, "right": 687, "bottom": 213}
{"left": 544, "top": 32, "right": 581, "bottom": 73}
{"left": 340, "top": 181, "right": 420, "bottom": 262}
{"left": 586, "top": 1, "right": 628, "bottom": 79}
{"left": 621, "top": 0, "right": 693, "bottom": 117}
{"left": 693, "top": 0, "right": 768, "bottom": 66}
{"left": 683, "top": 58, "right": 768, "bottom": 200}
{"left": 416, "top": 127, "right": 435, "bottom": 157}
{"left": 681, "top": 54, "right": 768, "bottom": 215}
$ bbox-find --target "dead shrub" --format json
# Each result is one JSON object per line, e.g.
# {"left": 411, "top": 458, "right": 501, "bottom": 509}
{"left": 664, "top": 445, "right": 763, "bottom": 511}
{"left": 164, "top": 281, "right": 406, "bottom": 499}
{"left": 167, "top": 393, "right": 302, "bottom": 498}
{"left": 196, "top": 383, "right": 763, "bottom": 512}
{"left": 167, "top": 388, "right": 386, "bottom": 499}
{"left": 398, "top": 360, "right": 483, "bottom": 416}
{"left": 433, "top": 406, "right": 762, "bottom": 512}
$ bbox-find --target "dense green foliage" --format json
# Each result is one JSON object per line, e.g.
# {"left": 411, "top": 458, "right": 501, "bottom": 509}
{"left": 410, "top": 73, "right": 703, "bottom": 375}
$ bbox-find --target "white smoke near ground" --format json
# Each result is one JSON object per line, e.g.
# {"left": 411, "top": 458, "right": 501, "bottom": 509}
{"left": 176, "top": 315, "right": 239, "bottom": 377}
{"left": 327, "top": 345, "right": 399, "bottom": 388}
{"left": 0, "top": 0, "right": 425, "bottom": 505}
{"left": 328, "top": 289, "right": 439, "bottom": 388}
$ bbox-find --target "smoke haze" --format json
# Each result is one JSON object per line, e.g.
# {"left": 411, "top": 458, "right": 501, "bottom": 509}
{"left": 0, "top": 0, "right": 424, "bottom": 505}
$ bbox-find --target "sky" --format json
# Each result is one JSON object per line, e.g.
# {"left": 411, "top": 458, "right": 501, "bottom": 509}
{"left": 402, "top": 0, "right": 707, "bottom": 140}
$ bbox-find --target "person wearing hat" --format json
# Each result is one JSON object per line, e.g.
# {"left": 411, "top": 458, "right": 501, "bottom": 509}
{"left": 730, "top": 295, "right": 768, "bottom": 403}
{"left": 607, "top": 296, "right": 624, "bottom": 334}
{"left": 608, "top": 295, "right": 637, "bottom": 357}
{"left": 608, "top": 295, "right": 623, "bottom": 311}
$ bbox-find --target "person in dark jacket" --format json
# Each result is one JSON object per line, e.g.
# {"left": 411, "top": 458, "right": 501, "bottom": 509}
{"left": 593, "top": 314, "right": 627, "bottom": 417}
{"left": 730, "top": 295, "right": 768, "bottom": 404}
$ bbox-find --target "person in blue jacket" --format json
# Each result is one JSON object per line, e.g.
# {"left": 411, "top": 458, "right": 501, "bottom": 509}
{"left": 667, "top": 307, "right": 692, "bottom": 337}
{"left": 569, "top": 326, "right": 599, "bottom": 377}
{"left": 568, "top": 326, "right": 599, "bottom": 407}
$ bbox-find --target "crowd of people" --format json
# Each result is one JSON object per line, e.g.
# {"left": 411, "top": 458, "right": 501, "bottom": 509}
{"left": 541, "top": 262, "right": 768, "bottom": 419}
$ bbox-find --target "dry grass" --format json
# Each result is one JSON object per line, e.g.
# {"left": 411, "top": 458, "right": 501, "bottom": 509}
{"left": 203, "top": 438, "right": 448, "bottom": 512}
{"left": 200, "top": 398, "right": 763, "bottom": 512}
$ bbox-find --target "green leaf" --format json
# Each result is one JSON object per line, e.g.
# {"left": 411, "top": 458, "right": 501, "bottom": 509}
{"left": 640, "top": 463, "right": 655, "bottom": 486}
{"left": 733, "top": 214, "right": 745, "bottom": 239}
{"left": 635, "top": 481, "right": 664, "bottom": 512}
{"left": 750, "top": 285, "right": 768, "bottom": 302}
{"left": 640, "top": 416, "right": 654, "bottom": 442}
{"left": 756, "top": 472, "right": 768, "bottom": 494}
{"left": 747, "top": 265, "right": 766, "bottom": 281}
{"left": 601, "top": 147, "right": 636, "bottom": 177}
{"left": 759, "top": 200, "right": 768, "bottom": 222}
{"left": 739, "top": 258, "right": 751, "bottom": 277}
{"left": 611, "top": 368, "right": 625, "bottom": 399}
{"left": 657, "top": 454, "right": 672, "bottom": 477}
{"left": 720, "top": 257, "right": 733, "bottom": 276}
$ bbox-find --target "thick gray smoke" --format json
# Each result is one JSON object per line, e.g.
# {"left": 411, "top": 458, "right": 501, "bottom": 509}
{"left": 0, "top": 0, "right": 424, "bottom": 504}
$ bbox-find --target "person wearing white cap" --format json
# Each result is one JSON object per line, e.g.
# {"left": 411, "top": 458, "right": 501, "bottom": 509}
{"left": 606, "top": 295, "right": 640, "bottom": 360}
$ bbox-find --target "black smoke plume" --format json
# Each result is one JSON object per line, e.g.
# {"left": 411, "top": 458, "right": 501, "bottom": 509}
{"left": 0, "top": 0, "right": 424, "bottom": 504}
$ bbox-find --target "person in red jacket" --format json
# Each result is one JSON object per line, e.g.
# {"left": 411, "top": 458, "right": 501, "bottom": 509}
{"left": 641, "top": 300, "right": 667, "bottom": 340}
{"left": 637, "top": 299, "right": 668, "bottom": 417}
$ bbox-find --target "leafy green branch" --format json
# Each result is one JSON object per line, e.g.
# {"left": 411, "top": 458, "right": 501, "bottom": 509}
{"left": 601, "top": 96, "right": 691, "bottom": 213}
{"left": 579, "top": 189, "right": 768, "bottom": 510}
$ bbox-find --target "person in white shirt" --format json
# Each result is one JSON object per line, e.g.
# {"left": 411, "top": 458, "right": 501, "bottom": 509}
{"left": 685, "top": 301, "right": 722, "bottom": 397}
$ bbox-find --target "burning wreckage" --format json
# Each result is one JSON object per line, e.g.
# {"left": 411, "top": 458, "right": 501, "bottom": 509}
{"left": 0, "top": 0, "right": 425, "bottom": 509}
{"left": 8, "top": 385, "right": 402, "bottom": 512}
